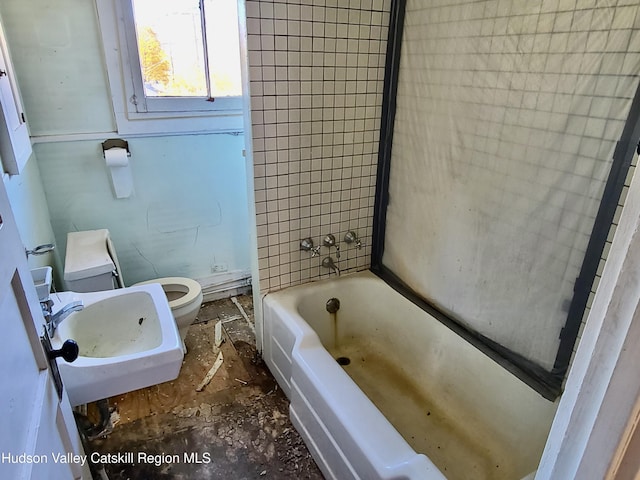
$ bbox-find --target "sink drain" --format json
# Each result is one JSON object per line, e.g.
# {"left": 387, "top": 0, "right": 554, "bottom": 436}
{"left": 336, "top": 356, "right": 351, "bottom": 366}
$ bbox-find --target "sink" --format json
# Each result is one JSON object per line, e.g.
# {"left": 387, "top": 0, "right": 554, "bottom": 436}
{"left": 50, "top": 284, "right": 183, "bottom": 406}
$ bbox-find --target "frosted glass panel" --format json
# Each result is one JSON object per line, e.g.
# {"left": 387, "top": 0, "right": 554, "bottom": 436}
{"left": 383, "top": 1, "right": 640, "bottom": 370}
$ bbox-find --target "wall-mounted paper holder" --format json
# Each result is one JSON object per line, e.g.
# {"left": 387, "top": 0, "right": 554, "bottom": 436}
{"left": 101, "top": 138, "right": 130, "bottom": 157}
{"left": 101, "top": 138, "right": 133, "bottom": 199}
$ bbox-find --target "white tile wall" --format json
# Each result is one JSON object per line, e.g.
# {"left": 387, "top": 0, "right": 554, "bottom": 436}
{"left": 247, "top": 0, "right": 390, "bottom": 293}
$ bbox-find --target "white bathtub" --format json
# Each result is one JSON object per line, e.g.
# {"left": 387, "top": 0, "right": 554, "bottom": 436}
{"left": 263, "top": 271, "right": 557, "bottom": 480}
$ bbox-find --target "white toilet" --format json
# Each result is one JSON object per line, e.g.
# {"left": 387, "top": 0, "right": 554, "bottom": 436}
{"left": 64, "top": 229, "right": 203, "bottom": 352}
{"left": 133, "top": 277, "right": 203, "bottom": 350}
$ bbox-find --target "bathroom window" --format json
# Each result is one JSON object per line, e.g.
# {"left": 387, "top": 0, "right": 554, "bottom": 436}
{"left": 96, "top": 0, "right": 244, "bottom": 134}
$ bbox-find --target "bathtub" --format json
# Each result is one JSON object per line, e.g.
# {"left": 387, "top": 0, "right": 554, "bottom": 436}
{"left": 263, "top": 271, "right": 557, "bottom": 480}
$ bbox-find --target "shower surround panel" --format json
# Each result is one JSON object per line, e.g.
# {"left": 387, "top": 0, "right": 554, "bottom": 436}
{"left": 383, "top": 0, "right": 640, "bottom": 370}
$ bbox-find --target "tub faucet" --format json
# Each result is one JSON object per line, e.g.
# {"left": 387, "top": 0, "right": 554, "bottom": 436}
{"left": 43, "top": 300, "right": 84, "bottom": 337}
{"left": 322, "top": 256, "right": 341, "bottom": 276}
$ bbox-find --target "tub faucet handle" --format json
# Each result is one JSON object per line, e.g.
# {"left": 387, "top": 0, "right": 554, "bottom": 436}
{"left": 323, "top": 234, "right": 340, "bottom": 258}
{"left": 300, "top": 238, "right": 321, "bottom": 257}
{"left": 323, "top": 234, "right": 336, "bottom": 248}
{"left": 344, "top": 231, "right": 362, "bottom": 249}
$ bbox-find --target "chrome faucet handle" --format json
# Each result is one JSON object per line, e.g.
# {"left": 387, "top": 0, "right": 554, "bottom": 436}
{"left": 40, "top": 299, "right": 54, "bottom": 322}
{"left": 323, "top": 234, "right": 336, "bottom": 248}
{"left": 47, "top": 301, "right": 83, "bottom": 338}
{"left": 323, "top": 234, "right": 340, "bottom": 258}
{"left": 301, "top": 238, "right": 321, "bottom": 257}
{"left": 300, "top": 238, "right": 314, "bottom": 251}
{"left": 344, "top": 231, "right": 362, "bottom": 249}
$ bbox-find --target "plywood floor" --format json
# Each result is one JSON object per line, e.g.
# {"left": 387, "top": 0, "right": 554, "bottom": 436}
{"left": 86, "top": 295, "right": 324, "bottom": 480}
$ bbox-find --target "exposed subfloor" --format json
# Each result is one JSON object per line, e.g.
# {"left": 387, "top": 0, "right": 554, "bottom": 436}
{"left": 86, "top": 295, "right": 324, "bottom": 480}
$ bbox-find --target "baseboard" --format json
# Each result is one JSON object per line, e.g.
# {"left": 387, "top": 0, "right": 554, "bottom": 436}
{"left": 196, "top": 270, "right": 252, "bottom": 303}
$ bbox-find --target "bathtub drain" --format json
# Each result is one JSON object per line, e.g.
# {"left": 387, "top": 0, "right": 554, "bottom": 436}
{"left": 336, "top": 356, "right": 351, "bottom": 366}
{"left": 326, "top": 298, "right": 340, "bottom": 313}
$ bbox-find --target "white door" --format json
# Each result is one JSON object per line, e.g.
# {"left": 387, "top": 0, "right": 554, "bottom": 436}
{"left": 0, "top": 178, "right": 86, "bottom": 479}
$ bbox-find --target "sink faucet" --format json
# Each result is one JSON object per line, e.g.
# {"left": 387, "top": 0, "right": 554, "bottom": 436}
{"left": 42, "top": 300, "right": 83, "bottom": 337}
{"left": 322, "top": 256, "right": 341, "bottom": 276}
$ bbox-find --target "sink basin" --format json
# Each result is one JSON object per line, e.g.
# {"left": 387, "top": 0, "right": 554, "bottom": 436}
{"left": 50, "top": 284, "right": 183, "bottom": 406}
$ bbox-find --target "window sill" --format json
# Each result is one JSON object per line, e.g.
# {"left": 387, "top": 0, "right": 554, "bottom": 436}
{"left": 112, "top": 109, "right": 244, "bottom": 136}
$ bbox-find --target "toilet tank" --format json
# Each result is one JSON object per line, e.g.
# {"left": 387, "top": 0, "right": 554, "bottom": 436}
{"left": 64, "top": 229, "right": 123, "bottom": 292}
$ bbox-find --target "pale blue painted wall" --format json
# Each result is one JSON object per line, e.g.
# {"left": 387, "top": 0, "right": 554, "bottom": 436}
{"left": 0, "top": 0, "right": 115, "bottom": 135}
{"left": 0, "top": 0, "right": 251, "bottom": 286}
{"left": 36, "top": 135, "right": 249, "bottom": 285}
{"left": 3, "top": 155, "right": 62, "bottom": 278}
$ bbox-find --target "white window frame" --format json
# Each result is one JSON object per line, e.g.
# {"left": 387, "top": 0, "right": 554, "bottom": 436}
{"left": 95, "top": 0, "right": 243, "bottom": 135}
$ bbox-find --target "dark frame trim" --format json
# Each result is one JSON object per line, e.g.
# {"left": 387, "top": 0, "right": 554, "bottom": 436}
{"left": 553, "top": 84, "right": 640, "bottom": 374}
{"left": 375, "top": 266, "right": 562, "bottom": 399}
{"left": 371, "top": 0, "right": 640, "bottom": 400}
{"left": 371, "top": 0, "right": 405, "bottom": 263}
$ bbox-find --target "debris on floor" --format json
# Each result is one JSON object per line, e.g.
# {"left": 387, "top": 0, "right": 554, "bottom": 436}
{"left": 231, "top": 295, "right": 256, "bottom": 335}
{"left": 214, "top": 320, "right": 224, "bottom": 348}
{"left": 86, "top": 295, "right": 324, "bottom": 479}
{"left": 196, "top": 351, "right": 224, "bottom": 392}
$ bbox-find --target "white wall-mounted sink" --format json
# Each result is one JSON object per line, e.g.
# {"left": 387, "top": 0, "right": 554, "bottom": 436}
{"left": 50, "top": 284, "right": 183, "bottom": 406}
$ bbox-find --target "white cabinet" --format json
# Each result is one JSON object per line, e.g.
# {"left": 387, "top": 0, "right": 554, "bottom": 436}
{"left": 0, "top": 19, "right": 31, "bottom": 176}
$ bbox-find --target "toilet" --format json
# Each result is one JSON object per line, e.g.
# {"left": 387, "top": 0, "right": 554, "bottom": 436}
{"left": 64, "top": 229, "right": 203, "bottom": 352}
{"left": 133, "top": 277, "right": 203, "bottom": 351}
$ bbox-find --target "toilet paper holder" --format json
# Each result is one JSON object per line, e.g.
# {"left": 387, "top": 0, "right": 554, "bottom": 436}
{"left": 102, "top": 138, "right": 133, "bottom": 199}
{"left": 101, "top": 139, "right": 130, "bottom": 157}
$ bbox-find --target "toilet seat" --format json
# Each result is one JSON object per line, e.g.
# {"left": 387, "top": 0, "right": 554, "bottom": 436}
{"left": 135, "top": 277, "right": 201, "bottom": 309}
